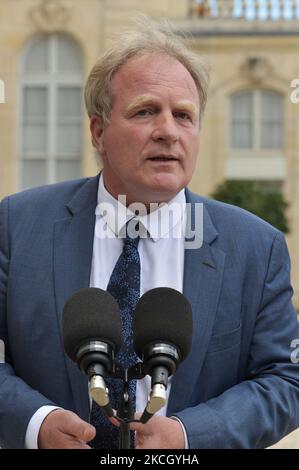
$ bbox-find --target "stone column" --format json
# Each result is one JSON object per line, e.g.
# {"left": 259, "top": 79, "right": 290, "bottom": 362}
{"left": 240, "top": 0, "right": 247, "bottom": 18}
{"left": 264, "top": 0, "right": 271, "bottom": 19}
{"left": 278, "top": 0, "right": 285, "bottom": 19}
{"left": 253, "top": 0, "right": 259, "bottom": 19}
{"left": 218, "top": 0, "right": 234, "bottom": 18}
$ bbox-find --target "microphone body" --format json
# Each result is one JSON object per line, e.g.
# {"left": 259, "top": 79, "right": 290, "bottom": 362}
{"left": 62, "top": 288, "right": 122, "bottom": 417}
{"left": 133, "top": 288, "right": 193, "bottom": 423}
{"left": 140, "top": 343, "right": 181, "bottom": 423}
{"left": 76, "top": 340, "right": 115, "bottom": 416}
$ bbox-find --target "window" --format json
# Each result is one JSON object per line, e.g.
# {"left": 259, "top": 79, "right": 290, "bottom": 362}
{"left": 260, "top": 91, "right": 283, "bottom": 149}
{"left": 20, "top": 34, "right": 83, "bottom": 189}
{"left": 231, "top": 91, "right": 253, "bottom": 149}
{"left": 230, "top": 90, "right": 283, "bottom": 150}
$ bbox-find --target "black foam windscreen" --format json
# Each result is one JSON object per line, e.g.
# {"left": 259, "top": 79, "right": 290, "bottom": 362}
{"left": 62, "top": 287, "right": 122, "bottom": 362}
{"left": 133, "top": 287, "right": 193, "bottom": 361}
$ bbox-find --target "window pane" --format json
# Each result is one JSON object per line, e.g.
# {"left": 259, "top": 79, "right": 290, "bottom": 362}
{"left": 261, "top": 123, "right": 282, "bottom": 149}
{"left": 56, "top": 160, "right": 81, "bottom": 182}
{"left": 23, "top": 37, "right": 49, "bottom": 73}
{"left": 261, "top": 91, "right": 283, "bottom": 149}
{"left": 231, "top": 92, "right": 253, "bottom": 149}
{"left": 57, "top": 87, "right": 81, "bottom": 117}
{"left": 57, "top": 36, "right": 82, "bottom": 73}
{"left": 22, "top": 160, "right": 47, "bottom": 189}
{"left": 231, "top": 92, "right": 253, "bottom": 120}
{"left": 56, "top": 124, "right": 82, "bottom": 155}
{"left": 232, "top": 122, "right": 253, "bottom": 148}
{"left": 261, "top": 91, "right": 283, "bottom": 121}
{"left": 23, "top": 124, "right": 47, "bottom": 154}
{"left": 23, "top": 87, "right": 47, "bottom": 118}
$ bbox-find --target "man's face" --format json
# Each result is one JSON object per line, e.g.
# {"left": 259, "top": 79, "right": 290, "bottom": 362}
{"left": 91, "top": 54, "right": 201, "bottom": 205}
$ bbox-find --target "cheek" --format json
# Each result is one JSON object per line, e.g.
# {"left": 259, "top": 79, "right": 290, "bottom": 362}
{"left": 101, "top": 130, "right": 128, "bottom": 163}
{"left": 110, "top": 126, "right": 145, "bottom": 154}
{"left": 126, "top": 126, "right": 149, "bottom": 147}
{"left": 186, "top": 133, "right": 200, "bottom": 160}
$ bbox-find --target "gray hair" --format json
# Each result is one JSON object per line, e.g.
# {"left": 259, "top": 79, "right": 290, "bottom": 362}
{"left": 84, "top": 16, "right": 209, "bottom": 128}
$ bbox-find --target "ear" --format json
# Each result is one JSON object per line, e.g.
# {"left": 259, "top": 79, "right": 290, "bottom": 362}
{"left": 90, "top": 115, "right": 105, "bottom": 155}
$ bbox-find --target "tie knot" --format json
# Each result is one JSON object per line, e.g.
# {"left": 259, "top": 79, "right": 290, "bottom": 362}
{"left": 123, "top": 220, "right": 140, "bottom": 249}
{"left": 124, "top": 233, "right": 140, "bottom": 250}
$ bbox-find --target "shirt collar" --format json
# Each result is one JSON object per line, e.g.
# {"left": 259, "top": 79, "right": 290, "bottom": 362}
{"left": 95, "top": 172, "right": 186, "bottom": 242}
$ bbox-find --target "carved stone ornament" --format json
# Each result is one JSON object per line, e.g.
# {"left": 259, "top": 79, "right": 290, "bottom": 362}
{"left": 30, "top": 0, "right": 71, "bottom": 33}
{"left": 242, "top": 57, "right": 272, "bottom": 85}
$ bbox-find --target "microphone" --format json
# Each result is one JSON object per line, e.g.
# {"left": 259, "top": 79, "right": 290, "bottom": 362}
{"left": 133, "top": 287, "right": 193, "bottom": 423}
{"left": 62, "top": 287, "right": 122, "bottom": 417}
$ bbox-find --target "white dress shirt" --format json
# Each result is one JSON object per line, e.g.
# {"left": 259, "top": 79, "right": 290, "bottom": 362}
{"left": 25, "top": 173, "right": 187, "bottom": 448}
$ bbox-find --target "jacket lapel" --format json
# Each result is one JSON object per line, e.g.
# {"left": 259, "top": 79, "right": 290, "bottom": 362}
{"left": 167, "top": 190, "right": 226, "bottom": 414}
{"left": 53, "top": 175, "right": 99, "bottom": 419}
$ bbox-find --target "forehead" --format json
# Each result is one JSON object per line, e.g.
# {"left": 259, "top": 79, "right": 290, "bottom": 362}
{"left": 111, "top": 54, "right": 200, "bottom": 105}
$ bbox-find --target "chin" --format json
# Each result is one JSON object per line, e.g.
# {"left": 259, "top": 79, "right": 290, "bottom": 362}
{"left": 145, "top": 184, "right": 184, "bottom": 203}
{"left": 151, "top": 174, "right": 185, "bottom": 191}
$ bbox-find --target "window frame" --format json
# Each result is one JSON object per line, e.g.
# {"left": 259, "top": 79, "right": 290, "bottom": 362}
{"left": 229, "top": 88, "right": 284, "bottom": 157}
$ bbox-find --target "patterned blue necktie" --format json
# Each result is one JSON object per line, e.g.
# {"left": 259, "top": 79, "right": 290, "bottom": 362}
{"left": 90, "top": 223, "right": 140, "bottom": 449}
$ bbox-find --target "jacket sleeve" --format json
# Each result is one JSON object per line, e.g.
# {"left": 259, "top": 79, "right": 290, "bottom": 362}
{"left": 174, "top": 231, "right": 299, "bottom": 448}
{"left": 0, "top": 197, "right": 56, "bottom": 449}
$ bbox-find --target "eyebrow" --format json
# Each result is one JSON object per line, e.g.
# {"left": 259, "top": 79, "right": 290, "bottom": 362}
{"left": 125, "top": 95, "right": 199, "bottom": 117}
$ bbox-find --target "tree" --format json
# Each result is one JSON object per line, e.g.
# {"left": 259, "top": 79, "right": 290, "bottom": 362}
{"left": 211, "top": 180, "right": 289, "bottom": 233}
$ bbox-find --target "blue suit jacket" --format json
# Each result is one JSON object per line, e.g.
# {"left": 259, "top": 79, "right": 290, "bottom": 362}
{"left": 0, "top": 175, "right": 299, "bottom": 449}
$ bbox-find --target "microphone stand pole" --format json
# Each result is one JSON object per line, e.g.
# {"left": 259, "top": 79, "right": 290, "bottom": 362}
{"left": 118, "top": 369, "right": 134, "bottom": 449}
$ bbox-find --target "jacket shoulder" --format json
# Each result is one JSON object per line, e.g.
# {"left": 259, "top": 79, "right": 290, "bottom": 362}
{"left": 186, "top": 189, "right": 281, "bottom": 248}
{"left": 0, "top": 177, "right": 97, "bottom": 228}
{"left": 3, "top": 177, "right": 89, "bottom": 206}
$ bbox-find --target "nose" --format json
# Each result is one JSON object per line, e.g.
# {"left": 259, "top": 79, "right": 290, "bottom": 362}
{"left": 151, "top": 113, "right": 179, "bottom": 143}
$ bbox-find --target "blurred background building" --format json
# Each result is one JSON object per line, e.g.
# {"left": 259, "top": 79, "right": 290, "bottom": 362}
{"left": 0, "top": 0, "right": 298, "bottom": 447}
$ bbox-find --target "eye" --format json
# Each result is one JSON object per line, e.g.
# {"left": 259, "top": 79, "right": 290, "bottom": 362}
{"left": 135, "top": 108, "right": 154, "bottom": 117}
{"left": 174, "top": 111, "right": 192, "bottom": 122}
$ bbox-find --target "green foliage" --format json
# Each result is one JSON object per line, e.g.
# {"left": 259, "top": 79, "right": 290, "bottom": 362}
{"left": 211, "top": 180, "right": 289, "bottom": 233}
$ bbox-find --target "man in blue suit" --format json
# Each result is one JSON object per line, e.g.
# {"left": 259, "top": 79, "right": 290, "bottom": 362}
{"left": 0, "top": 19, "right": 299, "bottom": 449}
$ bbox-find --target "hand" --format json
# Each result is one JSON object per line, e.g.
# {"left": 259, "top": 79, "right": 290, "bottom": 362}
{"left": 38, "top": 409, "right": 96, "bottom": 449}
{"left": 129, "top": 415, "right": 185, "bottom": 449}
